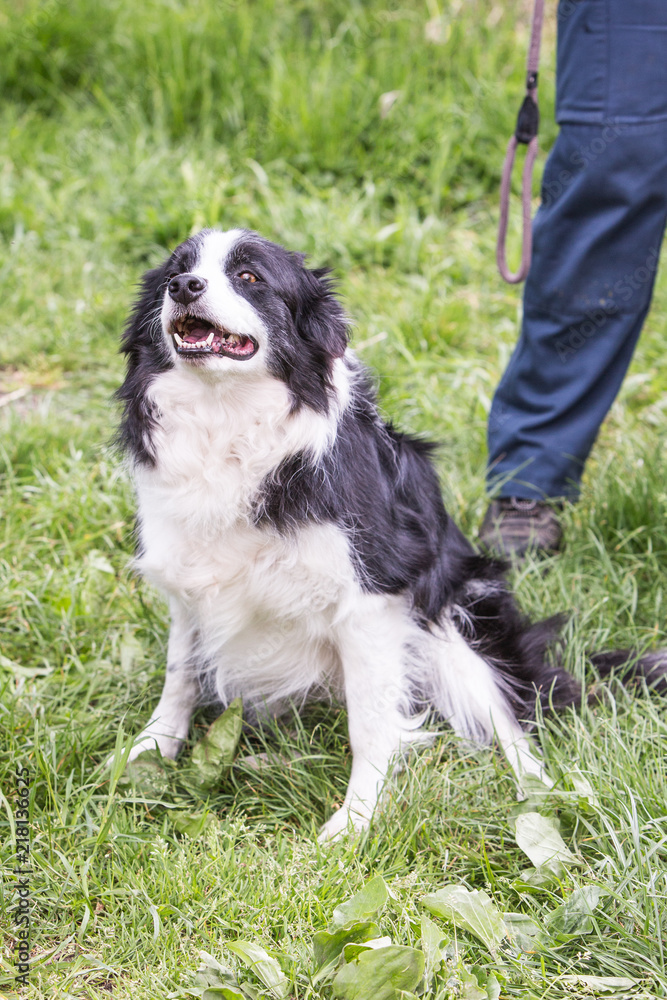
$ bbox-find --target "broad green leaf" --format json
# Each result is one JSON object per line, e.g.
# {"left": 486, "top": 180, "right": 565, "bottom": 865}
{"left": 458, "top": 967, "right": 486, "bottom": 1000}
{"left": 237, "top": 987, "right": 259, "bottom": 1000}
{"left": 502, "top": 913, "right": 546, "bottom": 954}
{"left": 185, "top": 951, "right": 245, "bottom": 999}
{"left": 420, "top": 913, "right": 450, "bottom": 986}
{"left": 0, "top": 654, "right": 52, "bottom": 677}
{"left": 512, "top": 865, "right": 562, "bottom": 889}
{"left": 180, "top": 987, "right": 245, "bottom": 999}
{"left": 312, "top": 922, "right": 380, "bottom": 981}
{"left": 547, "top": 886, "right": 608, "bottom": 937}
{"left": 196, "top": 950, "right": 229, "bottom": 984}
{"left": 421, "top": 886, "right": 507, "bottom": 954}
{"left": 441, "top": 967, "right": 500, "bottom": 1000}
{"left": 568, "top": 770, "right": 598, "bottom": 805}
{"left": 560, "top": 975, "right": 638, "bottom": 993}
{"left": 331, "top": 945, "right": 424, "bottom": 1000}
{"left": 513, "top": 812, "right": 580, "bottom": 870}
{"left": 332, "top": 876, "right": 390, "bottom": 928}
{"left": 342, "top": 937, "right": 393, "bottom": 961}
{"left": 170, "top": 810, "right": 215, "bottom": 839}
{"left": 485, "top": 973, "right": 501, "bottom": 1000}
{"left": 198, "top": 987, "right": 246, "bottom": 999}
{"left": 517, "top": 774, "right": 554, "bottom": 803}
{"left": 204, "top": 991, "right": 245, "bottom": 1000}
{"left": 119, "top": 748, "right": 174, "bottom": 800}
{"left": 191, "top": 699, "right": 243, "bottom": 791}
{"left": 227, "top": 940, "right": 288, "bottom": 998}
{"left": 87, "top": 550, "right": 115, "bottom": 574}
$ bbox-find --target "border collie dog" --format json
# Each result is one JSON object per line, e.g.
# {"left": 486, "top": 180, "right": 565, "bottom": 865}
{"left": 118, "top": 228, "right": 664, "bottom": 840}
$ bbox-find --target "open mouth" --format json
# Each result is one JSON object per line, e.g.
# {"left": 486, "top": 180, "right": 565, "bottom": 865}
{"left": 169, "top": 317, "right": 259, "bottom": 361}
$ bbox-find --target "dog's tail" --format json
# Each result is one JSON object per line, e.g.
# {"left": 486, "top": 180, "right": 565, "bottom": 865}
{"left": 588, "top": 648, "right": 667, "bottom": 697}
{"left": 449, "top": 561, "right": 667, "bottom": 718}
{"left": 444, "top": 551, "right": 667, "bottom": 725}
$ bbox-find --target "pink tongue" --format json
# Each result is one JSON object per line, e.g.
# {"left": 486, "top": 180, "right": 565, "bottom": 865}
{"left": 184, "top": 327, "right": 210, "bottom": 343}
{"left": 234, "top": 338, "right": 254, "bottom": 355}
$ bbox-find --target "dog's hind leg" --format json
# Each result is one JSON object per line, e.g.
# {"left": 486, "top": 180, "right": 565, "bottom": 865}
{"left": 127, "top": 599, "right": 201, "bottom": 762}
{"left": 318, "top": 595, "right": 426, "bottom": 842}
{"left": 429, "top": 622, "right": 550, "bottom": 786}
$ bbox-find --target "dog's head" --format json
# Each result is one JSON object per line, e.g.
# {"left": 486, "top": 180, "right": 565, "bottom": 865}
{"left": 122, "top": 228, "right": 349, "bottom": 411}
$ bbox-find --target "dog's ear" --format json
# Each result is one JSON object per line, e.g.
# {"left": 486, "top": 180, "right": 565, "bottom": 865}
{"left": 270, "top": 257, "right": 349, "bottom": 412}
{"left": 121, "top": 260, "right": 171, "bottom": 357}
{"left": 116, "top": 258, "right": 172, "bottom": 465}
{"left": 293, "top": 265, "right": 348, "bottom": 361}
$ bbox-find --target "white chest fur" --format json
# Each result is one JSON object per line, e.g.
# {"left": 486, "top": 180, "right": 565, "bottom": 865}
{"left": 136, "top": 367, "right": 339, "bottom": 529}
{"left": 132, "top": 365, "right": 359, "bottom": 705}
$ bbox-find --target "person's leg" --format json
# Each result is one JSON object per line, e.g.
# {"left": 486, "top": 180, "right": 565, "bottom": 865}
{"left": 487, "top": 122, "right": 667, "bottom": 503}
{"left": 485, "top": 0, "right": 667, "bottom": 524}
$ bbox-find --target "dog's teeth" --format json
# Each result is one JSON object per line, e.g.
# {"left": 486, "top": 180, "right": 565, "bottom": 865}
{"left": 206, "top": 331, "right": 214, "bottom": 346}
{"left": 174, "top": 332, "right": 184, "bottom": 346}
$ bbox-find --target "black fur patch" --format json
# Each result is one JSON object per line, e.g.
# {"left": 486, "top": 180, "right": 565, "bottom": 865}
{"left": 590, "top": 649, "right": 667, "bottom": 696}
{"left": 254, "top": 395, "right": 468, "bottom": 608}
{"left": 116, "top": 259, "right": 173, "bottom": 465}
{"left": 253, "top": 368, "right": 584, "bottom": 720}
{"left": 224, "top": 234, "right": 347, "bottom": 413}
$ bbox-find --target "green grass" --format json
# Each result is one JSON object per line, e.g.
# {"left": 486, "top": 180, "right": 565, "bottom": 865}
{"left": 1, "top": 0, "right": 667, "bottom": 997}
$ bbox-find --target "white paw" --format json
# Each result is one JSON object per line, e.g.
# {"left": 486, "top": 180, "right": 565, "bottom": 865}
{"left": 106, "top": 731, "right": 183, "bottom": 770}
{"left": 128, "top": 730, "right": 183, "bottom": 762}
{"left": 318, "top": 806, "right": 371, "bottom": 843}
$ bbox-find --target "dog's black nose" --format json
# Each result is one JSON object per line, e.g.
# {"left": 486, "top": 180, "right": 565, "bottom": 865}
{"left": 168, "top": 273, "right": 207, "bottom": 305}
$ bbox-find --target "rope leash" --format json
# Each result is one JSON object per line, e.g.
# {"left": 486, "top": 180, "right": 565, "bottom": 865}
{"left": 496, "top": 0, "right": 545, "bottom": 284}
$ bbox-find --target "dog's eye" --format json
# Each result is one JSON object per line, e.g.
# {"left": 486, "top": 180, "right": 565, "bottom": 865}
{"left": 238, "top": 271, "right": 258, "bottom": 283}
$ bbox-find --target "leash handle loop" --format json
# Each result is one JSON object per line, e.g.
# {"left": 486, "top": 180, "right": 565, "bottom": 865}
{"left": 496, "top": 0, "right": 545, "bottom": 284}
{"left": 496, "top": 134, "right": 539, "bottom": 283}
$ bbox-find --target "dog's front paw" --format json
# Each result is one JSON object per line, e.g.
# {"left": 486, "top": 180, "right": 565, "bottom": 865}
{"left": 127, "top": 730, "right": 183, "bottom": 763}
{"left": 318, "top": 806, "right": 371, "bottom": 843}
{"left": 105, "top": 731, "right": 183, "bottom": 770}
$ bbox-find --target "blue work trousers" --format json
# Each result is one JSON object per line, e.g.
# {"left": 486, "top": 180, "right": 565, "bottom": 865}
{"left": 487, "top": 0, "right": 667, "bottom": 500}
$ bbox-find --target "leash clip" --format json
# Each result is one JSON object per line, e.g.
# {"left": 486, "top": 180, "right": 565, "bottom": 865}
{"left": 515, "top": 93, "right": 540, "bottom": 144}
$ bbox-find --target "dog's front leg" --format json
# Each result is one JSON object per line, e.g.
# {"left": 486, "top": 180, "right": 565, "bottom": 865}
{"left": 318, "top": 598, "right": 417, "bottom": 841}
{"left": 127, "top": 600, "right": 200, "bottom": 762}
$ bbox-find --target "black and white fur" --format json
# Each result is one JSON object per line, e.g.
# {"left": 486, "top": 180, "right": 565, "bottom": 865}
{"left": 117, "top": 228, "right": 666, "bottom": 840}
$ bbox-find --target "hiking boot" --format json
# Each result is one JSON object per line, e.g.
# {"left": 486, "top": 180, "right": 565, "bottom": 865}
{"left": 478, "top": 497, "right": 563, "bottom": 560}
